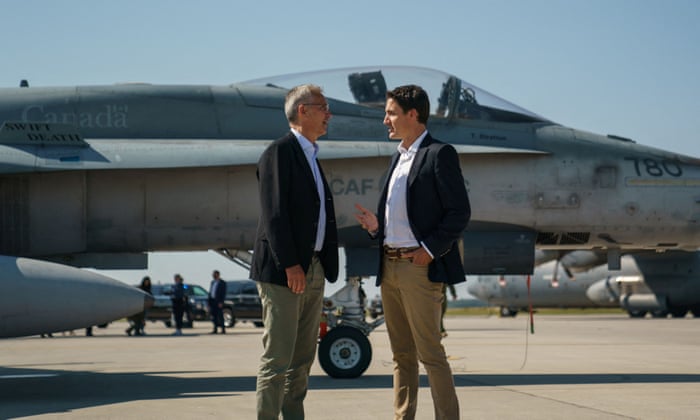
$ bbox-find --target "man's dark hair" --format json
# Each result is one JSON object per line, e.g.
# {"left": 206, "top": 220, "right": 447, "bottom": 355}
{"left": 386, "top": 85, "right": 430, "bottom": 124}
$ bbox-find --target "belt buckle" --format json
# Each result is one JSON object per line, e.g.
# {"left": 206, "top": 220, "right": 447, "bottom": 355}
{"left": 385, "top": 246, "right": 416, "bottom": 260}
{"left": 384, "top": 246, "right": 399, "bottom": 260}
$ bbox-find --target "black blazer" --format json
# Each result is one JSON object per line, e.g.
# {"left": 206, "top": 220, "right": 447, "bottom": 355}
{"left": 375, "top": 133, "right": 470, "bottom": 286}
{"left": 250, "top": 132, "right": 339, "bottom": 286}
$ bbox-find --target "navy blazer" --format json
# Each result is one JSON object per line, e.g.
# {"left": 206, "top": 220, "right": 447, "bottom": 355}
{"left": 375, "top": 133, "right": 470, "bottom": 286}
{"left": 250, "top": 132, "right": 339, "bottom": 286}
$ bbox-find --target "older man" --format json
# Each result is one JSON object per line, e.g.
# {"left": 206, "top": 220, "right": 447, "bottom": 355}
{"left": 250, "top": 84, "right": 339, "bottom": 420}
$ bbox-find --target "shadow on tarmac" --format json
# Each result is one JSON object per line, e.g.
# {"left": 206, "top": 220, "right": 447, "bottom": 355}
{"left": 2, "top": 366, "right": 700, "bottom": 418}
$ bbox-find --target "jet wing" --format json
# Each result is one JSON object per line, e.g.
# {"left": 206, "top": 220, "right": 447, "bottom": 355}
{"left": 0, "top": 139, "right": 272, "bottom": 173}
{"left": 0, "top": 136, "right": 549, "bottom": 174}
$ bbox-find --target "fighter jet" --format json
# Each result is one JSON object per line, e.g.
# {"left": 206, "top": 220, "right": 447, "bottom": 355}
{"left": 467, "top": 250, "right": 700, "bottom": 318}
{"left": 1, "top": 66, "right": 699, "bottom": 340}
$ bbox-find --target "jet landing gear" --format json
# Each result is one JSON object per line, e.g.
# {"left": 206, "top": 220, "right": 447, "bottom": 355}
{"left": 318, "top": 277, "right": 384, "bottom": 378}
{"left": 319, "top": 326, "right": 372, "bottom": 378}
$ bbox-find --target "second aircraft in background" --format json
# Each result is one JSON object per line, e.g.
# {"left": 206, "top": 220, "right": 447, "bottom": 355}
{"left": 468, "top": 250, "right": 700, "bottom": 318}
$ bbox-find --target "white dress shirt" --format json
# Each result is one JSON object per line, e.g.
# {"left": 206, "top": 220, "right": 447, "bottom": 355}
{"left": 292, "top": 128, "right": 326, "bottom": 252}
{"left": 210, "top": 279, "right": 219, "bottom": 298}
{"left": 383, "top": 131, "right": 428, "bottom": 249}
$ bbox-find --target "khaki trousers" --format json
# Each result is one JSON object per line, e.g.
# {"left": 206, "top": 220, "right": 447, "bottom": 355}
{"left": 382, "top": 257, "right": 460, "bottom": 420}
{"left": 256, "top": 256, "right": 325, "bottom": 420}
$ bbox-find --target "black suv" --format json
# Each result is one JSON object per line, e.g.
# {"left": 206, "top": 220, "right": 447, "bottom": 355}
{"left": 147, "top": 283, "right": 211, "bottom": 328}
{"left": 223, "top": 280, "right": 263, "bottom": 328}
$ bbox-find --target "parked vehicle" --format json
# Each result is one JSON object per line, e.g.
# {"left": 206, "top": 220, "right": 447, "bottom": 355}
{"left": 147, "top": 284, "right": 211, "bottom": 328}
{"left": 143, "top": 290, "right": 173, "bottom": 325}
{"left": 223, "top": 280, "right": 263, "bottom": 328}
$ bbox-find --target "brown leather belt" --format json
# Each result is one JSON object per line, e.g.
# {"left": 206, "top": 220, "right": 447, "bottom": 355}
{"left": 384, "top": 246, "right": 419, "bottom": 260}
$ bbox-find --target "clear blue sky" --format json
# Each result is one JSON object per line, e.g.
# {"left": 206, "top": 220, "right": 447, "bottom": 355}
{"left": 3, "top": 0, "right": 699, "bottom": 295}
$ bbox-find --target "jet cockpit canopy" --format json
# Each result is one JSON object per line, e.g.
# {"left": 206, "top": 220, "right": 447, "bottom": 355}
{"left": 240, "top": 66, "right": 549, "bottom": 124}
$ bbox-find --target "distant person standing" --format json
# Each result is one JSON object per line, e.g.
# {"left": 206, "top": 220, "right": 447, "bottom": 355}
{"left": 355, "top": 84, "right": 470, "bottom": 419}
{"left": 441, "top": 283, "right": 458, "bottom": 337}
{"left": 171, "top": 274, "right": 187, "bottom": 336}
{"left": 208, "top": 270, "right": 227, "bottom": 334}
{"left": 250, "top": 84, "right": 339, "bottom": 419}
{"left": 126, "top": 276, "right": 152, "bottom": 336}
{"left": 138, "top": 276, "right": 153, "bottom": 335}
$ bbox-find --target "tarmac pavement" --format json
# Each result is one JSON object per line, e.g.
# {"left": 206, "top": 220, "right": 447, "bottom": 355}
{"left": 1, "top": 313, "right": 699, "bottom": 419}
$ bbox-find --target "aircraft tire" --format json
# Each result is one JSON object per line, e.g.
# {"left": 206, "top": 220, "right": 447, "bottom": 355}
{"left": 627, "top": 310, "right": 647, "bottom": 318}
{"left": 499, "top": 306, "right": 517, "bottom": 317}
{"left": 318, "top": 326, "right": 372, "bottom": 378}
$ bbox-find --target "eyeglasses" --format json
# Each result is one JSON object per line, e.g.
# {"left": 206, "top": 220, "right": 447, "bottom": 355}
{"left": 303, "top": 103, "right": 330, "bottom": 112}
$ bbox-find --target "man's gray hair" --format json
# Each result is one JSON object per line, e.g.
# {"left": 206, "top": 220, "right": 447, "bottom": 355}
{"left": 285, "top": 84, "right": 323, "bottom": 123}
